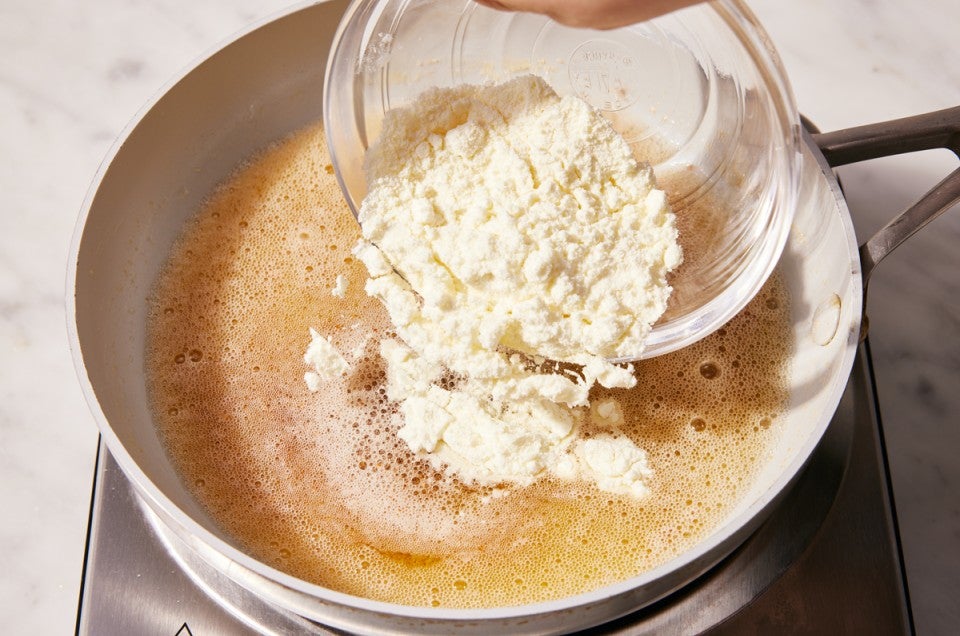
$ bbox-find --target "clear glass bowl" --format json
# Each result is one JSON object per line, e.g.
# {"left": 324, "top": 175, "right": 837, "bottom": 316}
{"left": 324, "top": 0, "right": 800, "bottom": 359}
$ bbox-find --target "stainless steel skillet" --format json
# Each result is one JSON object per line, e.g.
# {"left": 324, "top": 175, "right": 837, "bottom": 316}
{"left": 67, "top": 1, "right": 959, "bottom": 633}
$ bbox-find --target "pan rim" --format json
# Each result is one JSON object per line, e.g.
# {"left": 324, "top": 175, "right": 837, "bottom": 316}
{"left": 66, "top": 1, "right": 863, "bottom": 630}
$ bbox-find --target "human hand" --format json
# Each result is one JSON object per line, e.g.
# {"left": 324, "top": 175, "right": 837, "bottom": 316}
{"left": 473, "top": 0, "right": 703, "bottom": 30}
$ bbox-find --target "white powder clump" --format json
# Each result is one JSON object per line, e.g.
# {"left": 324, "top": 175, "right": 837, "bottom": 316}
{"left": 331, "top": 274, "right": 349, "bottom": 298}
{"left": 321, "top": 75, "right": 679, "bottom": 496}
{"left": 559, "top": 436, "right": 655, "bottom": 498}
{"left": 303, "top": 328, "right": 350, "bottom": 392}
{"left": 360, "top": 74, "right": 681, "bottom": 366}
{"left": 592, "top": 398, "right": 625, "bottom": 426}
{"left": 378, "top": 336, "right": 653, "bottom": 497}
{"left": 381, "top": 338, "right": 578, "bottom": 485}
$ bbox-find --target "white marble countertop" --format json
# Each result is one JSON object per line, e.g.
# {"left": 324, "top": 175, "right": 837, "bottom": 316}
{"left": 1, "top": 0, "right": 957, "bottom": 632}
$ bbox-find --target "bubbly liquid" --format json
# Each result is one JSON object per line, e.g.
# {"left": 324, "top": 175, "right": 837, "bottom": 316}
{"left": 146, "top": 122, "right": 792, "bottom": 608}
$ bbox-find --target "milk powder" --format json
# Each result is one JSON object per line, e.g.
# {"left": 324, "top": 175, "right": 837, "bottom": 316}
{"left": 316, "top": 76, "right": 681, "bottom": 494}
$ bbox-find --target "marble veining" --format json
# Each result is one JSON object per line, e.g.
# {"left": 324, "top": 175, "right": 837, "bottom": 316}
{"left": 1, "top": 0, "right": 957, "bottom": 633}
{"left": 753, "top": 3, "right": 960, "bottom": 632}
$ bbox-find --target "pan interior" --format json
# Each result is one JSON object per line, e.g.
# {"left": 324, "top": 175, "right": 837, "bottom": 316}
{"left": 71, "top": 1, "right": 346, "bottom": 541}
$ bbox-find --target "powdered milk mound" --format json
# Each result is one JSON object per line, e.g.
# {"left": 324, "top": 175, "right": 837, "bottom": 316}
{"left": 146, "top": 122, "right": 792, "bottom": 609}
{"left": 347, "top": 75, "right": 682, "bottom": 493}
{"left": 359, "top": 74, "right": 680, "bottom": 367}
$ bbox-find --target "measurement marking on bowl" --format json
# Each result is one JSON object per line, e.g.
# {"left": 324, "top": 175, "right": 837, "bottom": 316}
{"left": 811, "top": 293, "right": 842, "bottom": 346}
{"left": 568, "top": 40, "right": 639, "bottom": 112}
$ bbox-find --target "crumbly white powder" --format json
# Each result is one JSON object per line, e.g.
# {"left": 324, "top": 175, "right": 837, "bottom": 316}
{"left": 557, "top": 435, "right": 654, "bottom": 498}
{"left": 382, "top": 338, "right": 574, "bottom": 484}
{"left": 331, "top": 274, "right": 349, "bottom": 298}
{"left": 359, "top": 74, "right": 680, "bottom": 365}
{"left": 303, "top": 328, "right": 350, "bottom": 392}
{"left": 592, "top": 398, "right": 625, "bottom": 426}
{"left": 318, "top": 75, "right": 680, "bottom": 495}
{"left": 380, "top": 337, "right": 653, "bottom": 497}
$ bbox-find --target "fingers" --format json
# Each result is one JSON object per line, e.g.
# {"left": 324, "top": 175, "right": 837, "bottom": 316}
{"left": 472, "top": 0, "right": 703, "bottom": 30}
{"left": 474, "top": 0, "right": 510, "bottom": 9}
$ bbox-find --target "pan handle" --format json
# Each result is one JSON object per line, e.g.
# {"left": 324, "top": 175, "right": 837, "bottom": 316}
{"left": 811, "top": 107, "right": 960, "bottom": 338}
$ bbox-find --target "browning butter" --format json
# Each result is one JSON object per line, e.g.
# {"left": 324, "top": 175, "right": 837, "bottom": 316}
{"left": 146, "top": 122, "right": 791, "bottom": 608}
